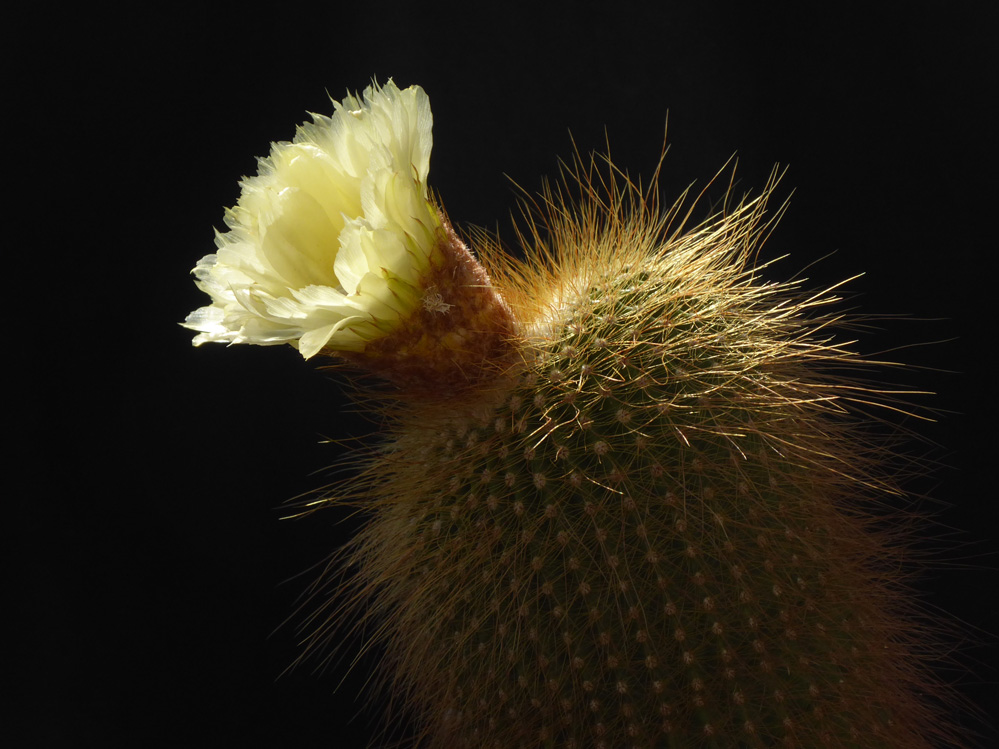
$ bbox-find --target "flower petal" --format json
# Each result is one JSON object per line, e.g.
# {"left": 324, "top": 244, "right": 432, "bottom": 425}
{"left": 182, "top": 79, "right": 443, "bottom": 358}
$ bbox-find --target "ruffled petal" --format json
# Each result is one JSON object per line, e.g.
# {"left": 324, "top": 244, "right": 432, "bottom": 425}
{"left": 182, "top": 79, "right": 444, "bottom": 358}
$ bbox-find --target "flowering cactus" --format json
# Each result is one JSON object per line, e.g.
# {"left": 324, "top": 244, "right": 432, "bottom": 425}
{"left": 184, "top": 81, "right": 959, "bottom": 747}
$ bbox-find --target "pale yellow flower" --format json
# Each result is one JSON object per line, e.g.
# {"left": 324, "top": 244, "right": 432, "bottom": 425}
{"left": 183, "top": 80, "right": 441, "bottom": 358}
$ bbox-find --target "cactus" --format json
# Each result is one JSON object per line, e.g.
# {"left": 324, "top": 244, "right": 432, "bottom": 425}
{"left": 184, "top": 81, "right": 960, "bottom": 747}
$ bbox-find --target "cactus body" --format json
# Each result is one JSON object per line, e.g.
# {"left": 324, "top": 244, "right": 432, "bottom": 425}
{"left": 180, "top": 82, "right": 957, "bottom": 748}
{"left": 320, "top": 175, "right": 951, "bottom": 748}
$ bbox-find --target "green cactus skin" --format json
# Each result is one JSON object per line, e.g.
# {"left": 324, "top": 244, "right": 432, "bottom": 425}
{"left": 307, "top": 167, "right": 957, "bottom": 748}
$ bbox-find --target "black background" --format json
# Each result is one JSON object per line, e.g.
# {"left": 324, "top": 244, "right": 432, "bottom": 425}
{"left": 19, "top": 2, "right": 996, "bottom": 746}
